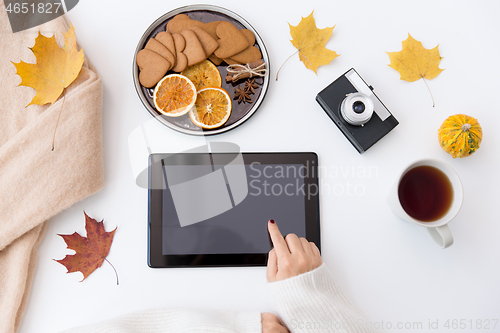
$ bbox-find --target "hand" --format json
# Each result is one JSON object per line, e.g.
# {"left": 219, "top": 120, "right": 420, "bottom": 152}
{"left": 266, "top": 220, "right": 322, "bottom": 282}
{"left": 261, "top": 313, "right": 289, "bottom": 333}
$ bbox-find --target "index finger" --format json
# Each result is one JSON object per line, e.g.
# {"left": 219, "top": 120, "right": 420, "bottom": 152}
{"left": 268, "top": 220, "right": 290, "bottom": 257}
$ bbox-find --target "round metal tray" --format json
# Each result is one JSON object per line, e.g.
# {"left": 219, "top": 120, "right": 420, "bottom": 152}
{"left": 133, "top": 4, "right": 270, "bottom": 136}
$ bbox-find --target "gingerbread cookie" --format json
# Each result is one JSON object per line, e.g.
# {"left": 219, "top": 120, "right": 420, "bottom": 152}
{"left": 171, "top": 33, "right": 188, "bottom": 72}
{"left": 145, "top": 38, "right": 175, "bottom": 70}
{"left": 214, "top": 21, "right": 249, "bottom": 59}
{"left": 180, "top": 29, "right": 206, "bottom": 66}
{"left": 200, "top": 21, "right": 221, "bottom": 40}
{"left": 172, "top": 32, "right": 185, "bottom": 52}
{"left": 229, "top": 46, "right": 262, "bottom": 64}
{"left": 240, "top": 29, "right": 255, "bottom": 46}
{"left": 189, "top": 26, "right": 218, "bottom": 57}
{"left": 171, "top": 14, "right": 190, "bottom": 20}
{"left": 226, "top": 28, "right": 261, "bottom": 64}
{"left": 155, "top": 31, "right": 176, "bottom": 59}
{"left": 136, "top": 49, "right": 170, "bottom": 88}
{"left": 223, "top": 58, "right": 240, "bottom": 65}
{"left": 167, "top": 14, "right": 204, "bottom": 34}
{"left": 209, "top": 54, "right": 223, "bottom": 66}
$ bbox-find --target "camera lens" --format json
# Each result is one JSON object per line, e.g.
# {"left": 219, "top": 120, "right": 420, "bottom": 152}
{"left": 352, "top": 101, "right": 365, "bottom": 114}
{"left": 339, "top": 92, "right": 374, "bottom": 126}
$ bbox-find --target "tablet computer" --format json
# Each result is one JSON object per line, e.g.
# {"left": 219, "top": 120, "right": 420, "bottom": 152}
{"left": 148, "top": 152, "right": 320, "bottom": 268}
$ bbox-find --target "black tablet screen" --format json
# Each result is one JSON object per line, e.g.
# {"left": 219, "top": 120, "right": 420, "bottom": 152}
{"left": 161, "top": 163, "right": 308, "bottom": 255}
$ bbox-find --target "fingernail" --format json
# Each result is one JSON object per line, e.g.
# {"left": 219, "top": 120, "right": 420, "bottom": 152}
{"left": 269, "top": 219, "right": 275, "bottom": 224}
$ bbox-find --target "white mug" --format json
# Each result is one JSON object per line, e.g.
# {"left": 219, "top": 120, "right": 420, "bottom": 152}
{"left": 388, "top": 159, "right": 463, "bottom": 249}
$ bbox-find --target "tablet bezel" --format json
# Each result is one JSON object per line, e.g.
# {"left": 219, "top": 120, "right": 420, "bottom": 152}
{"left": 148, "top": 152, "right": 320, "bottom": 268}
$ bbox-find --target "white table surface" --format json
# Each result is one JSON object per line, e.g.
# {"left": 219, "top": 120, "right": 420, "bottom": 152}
{"left": 20, "top": 0, "right": 500, "bottom": 332}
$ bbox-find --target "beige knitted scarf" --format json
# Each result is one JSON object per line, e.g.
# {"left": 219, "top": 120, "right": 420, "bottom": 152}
{"left": 0, "top": 3, "right": 104, "bottom": 332}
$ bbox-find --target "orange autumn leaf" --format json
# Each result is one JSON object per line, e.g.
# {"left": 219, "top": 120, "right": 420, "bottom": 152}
{"left": 289, "top": 11, "right": 339, "bottom": 74}
{"left": 12, "top": 23, "right": 84, "bottom": 106}
{"left": 55, "top": 211, "right": 118, "bottom": 283}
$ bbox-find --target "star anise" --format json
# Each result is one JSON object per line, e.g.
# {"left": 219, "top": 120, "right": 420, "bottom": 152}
{"left": 233, "top": 85, "right": 252, "bottom": 104}
{"left": 244, "top": 78, "right": 260, "bottom": 94}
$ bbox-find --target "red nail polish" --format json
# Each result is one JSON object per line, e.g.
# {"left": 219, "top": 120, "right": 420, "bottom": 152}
{"left": 269, "top": 219, "right": 275, "bottom": 224}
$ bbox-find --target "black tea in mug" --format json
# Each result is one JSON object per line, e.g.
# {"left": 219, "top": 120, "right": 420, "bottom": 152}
{"left": 398, "top": 165, "right": 453, "bottom": 222}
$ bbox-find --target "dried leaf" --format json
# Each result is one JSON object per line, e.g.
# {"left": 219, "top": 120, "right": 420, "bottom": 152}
{"left": 387, "top": 34, "right": 443, "bottom": 82}
{"left": 13, "top": 23, "right": 84, "bottom": 106}
{"left": 289, "top": 11, "right": 339, "bottom": 74}
{"left": 55, "top": 211, "right": 117, "bottom": 283}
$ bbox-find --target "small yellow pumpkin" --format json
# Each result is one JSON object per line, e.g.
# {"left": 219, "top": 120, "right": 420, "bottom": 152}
{"left": 438, "top": 114, "right": 482, "bottom": 158}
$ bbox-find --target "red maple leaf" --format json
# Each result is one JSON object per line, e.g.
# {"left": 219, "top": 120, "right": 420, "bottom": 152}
{"left": 55, "top": 211, "right": 118, "bottom": 284}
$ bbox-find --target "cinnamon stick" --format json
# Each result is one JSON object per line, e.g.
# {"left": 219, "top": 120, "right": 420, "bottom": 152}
{"left": 225, "top": 60, "right": 265, "bottom": 82}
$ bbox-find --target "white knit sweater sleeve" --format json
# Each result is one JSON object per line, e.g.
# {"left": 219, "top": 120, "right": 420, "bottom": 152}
{"left": 268, "top": 263, "right": 375, "bottom": 333}
{"left": 59, "top": 308, "right": 261, "bottom": 333}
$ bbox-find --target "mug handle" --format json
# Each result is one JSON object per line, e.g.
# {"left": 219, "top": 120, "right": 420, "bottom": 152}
{"left": 428, "top": 225, "right": 454, "bottom": 249}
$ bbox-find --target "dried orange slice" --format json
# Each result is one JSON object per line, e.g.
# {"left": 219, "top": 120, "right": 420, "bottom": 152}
{"left": 181, "top": 60, "right": 221, "bottom": 91}
{"left": 189, "top": 87, "right": 232, "bottom": 129}
{"left": 153, "top": 74, "right": 196, "bottom": 117}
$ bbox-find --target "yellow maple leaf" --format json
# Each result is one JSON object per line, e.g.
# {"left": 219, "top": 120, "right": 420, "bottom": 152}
{"left": 288, "top": 11, "right": 339, "bottom": 74}
{"left": 387, "top": 34, "right": 443, "bottom": 82}
{"left": 13, "top": 24, "right": 85, "bottom": 106}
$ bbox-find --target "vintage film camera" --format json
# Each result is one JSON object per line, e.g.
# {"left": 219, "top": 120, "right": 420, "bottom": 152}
{"left": 316, "top": 68, "right": 399, "bottom": 153}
